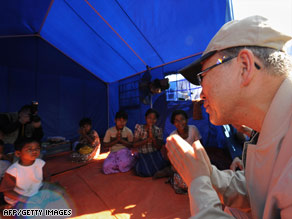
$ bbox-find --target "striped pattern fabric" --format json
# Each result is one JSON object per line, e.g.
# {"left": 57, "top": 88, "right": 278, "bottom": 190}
{"left": 135, "top": 150, "right": 168, "bottom": 177}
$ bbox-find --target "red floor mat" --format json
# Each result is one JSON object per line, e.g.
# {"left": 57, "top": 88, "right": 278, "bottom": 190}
{"left": 46, "top": 152, "right": 190, "bottom": 219}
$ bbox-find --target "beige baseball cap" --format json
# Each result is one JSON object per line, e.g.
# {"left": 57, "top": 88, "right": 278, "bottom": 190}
{"left": 180, "top": 15, "right": 292, "bottom": 85}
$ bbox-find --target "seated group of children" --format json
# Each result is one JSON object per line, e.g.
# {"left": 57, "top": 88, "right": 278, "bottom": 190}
{"left": 0, "top": 107, "right": 243, "bottom": 211}
{"left": 71, "top": 109, "right": 170, "bottom": 177}
{"left": 72, "top": 108, "right": 203, "bottom": 195}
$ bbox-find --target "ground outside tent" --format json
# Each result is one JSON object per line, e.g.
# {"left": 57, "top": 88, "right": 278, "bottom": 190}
{"left": 43, "top": 151, "right": 191, "bottom": 219}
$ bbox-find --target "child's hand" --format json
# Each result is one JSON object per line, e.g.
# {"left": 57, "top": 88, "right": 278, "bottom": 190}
{"left": 116, "top": 130, "right": 121, "bottom": 142}
{"left": 148, "top": 126, "right": 153, "bottom": 138}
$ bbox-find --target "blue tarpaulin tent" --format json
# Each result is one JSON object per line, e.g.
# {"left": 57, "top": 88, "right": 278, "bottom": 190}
{"left": 0, "top": 0, "right": 233, "bottom": 140}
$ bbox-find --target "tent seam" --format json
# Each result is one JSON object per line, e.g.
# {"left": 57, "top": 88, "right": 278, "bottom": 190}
{"left": 114, "top": 0, "right": 165, "bottom": 64}
{"left": 63, "top": 0, "right": 138, "bottom": 74}
{"left": 84, "top": 0, "right": 148, "bottom": 67}
{"left": 0, "top": 34, "right": 39, "bottom": 39}
{"left": 38, "top": 0, "right": 55, "bottom": 34}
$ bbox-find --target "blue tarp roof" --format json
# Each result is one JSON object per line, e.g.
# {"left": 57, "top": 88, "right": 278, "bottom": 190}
{"left": 0, "top": 0, "right": 233, "bottom": 83}
{"left": 0, "top": 0, "right": 233, "bottom": 139}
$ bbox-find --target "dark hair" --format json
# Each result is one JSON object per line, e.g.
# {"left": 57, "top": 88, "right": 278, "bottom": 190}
{"left": 79, "top": 117, "right": 92, "bottom": 127}
{"left": 171, "top": 110, "right": 188, "bottom": 124}
{"left": 145, "top": 108, "right": 159, "bottom": 119}
{"left": 14, "top": 138, "right": 40, "bottom": 151}
{"left": 115, "top": 110, "right": 128, "bottom": 120}
{"left": 18, "top": 105, "right": 31, "bottom": 114}
{"left": 0, "top": 139, "right": 4, "bottom": 146}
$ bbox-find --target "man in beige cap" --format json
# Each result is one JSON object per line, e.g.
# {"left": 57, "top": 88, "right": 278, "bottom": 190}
{"left": 166, "top": 15, "right": 292, "bottom": 218}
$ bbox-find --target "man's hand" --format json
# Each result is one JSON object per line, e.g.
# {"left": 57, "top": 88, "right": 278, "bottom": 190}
{"left": 166, "top": 134, "right": 212, "bottom": 187}
{"left": 31, "top": 121, "right": 42, "bottom": 128}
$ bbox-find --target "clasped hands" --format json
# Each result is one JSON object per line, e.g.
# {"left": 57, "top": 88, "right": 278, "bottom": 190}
{"left": 147, "top": 127, "right": 155, "bottom": 143}
{"left": 116, "top": 130, "right": 122, "bottom": 142}
{"left": 166, "top": 134, "right": 212, "bottom": 187}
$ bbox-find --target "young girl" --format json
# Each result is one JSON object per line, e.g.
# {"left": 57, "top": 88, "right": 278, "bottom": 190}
{"left": 133, "top": 108, "right": 168, "bottom": 177}
{"left": 102, "top": 111, "right": 135, "bottom": 174}
{"left": 170, "top": 110, "right": 201, "bottom": 145}
{"left": 72, "top": 118, "right": 100, "bottom": 162}
{"left": 0, "top": 138, "right": 66, "bottom": 210}
{"left": 169, "top": 110, "right": 201, "bottom": 194}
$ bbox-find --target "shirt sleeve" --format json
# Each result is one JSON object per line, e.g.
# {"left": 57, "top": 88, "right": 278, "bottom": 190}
{"left": 103, "top": 129, "right": 111, "bottom": 143}
{"left": 156, "top": 127, "right": 163, "bottom": 140}
{"left": 188, "top": 176, "right": 234, "bottom": 218}
{"left": 210, "top": 165, "right": 251, "bottom": 210}
{"left": 190, "top": 125, "right": 201, "bottom": 141}
{"left": 127, "top": 128, "right": 133, "bottom": 142}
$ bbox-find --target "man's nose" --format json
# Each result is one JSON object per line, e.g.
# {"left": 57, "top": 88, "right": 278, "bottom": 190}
{"left": 200, "top": 89, "right": 206, "bottom": 100}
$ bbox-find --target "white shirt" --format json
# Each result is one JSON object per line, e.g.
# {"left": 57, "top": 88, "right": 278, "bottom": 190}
{"left": 5, "top": 158, "right": 44, "bottom": 205}
{"left": 170, "top": 125, "right": 201, "bottom": 145}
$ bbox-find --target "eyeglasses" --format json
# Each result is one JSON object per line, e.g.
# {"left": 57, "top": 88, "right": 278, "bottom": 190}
{"left": 196, "top": 56, "right": 235, "bottom": 85}
{"left": 196, "top": 56, "right": 261, "bottom": 85}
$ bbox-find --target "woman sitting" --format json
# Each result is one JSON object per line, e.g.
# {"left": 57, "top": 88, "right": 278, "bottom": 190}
{"left": 133, "top": 109, "right": 168, "bottom": 177}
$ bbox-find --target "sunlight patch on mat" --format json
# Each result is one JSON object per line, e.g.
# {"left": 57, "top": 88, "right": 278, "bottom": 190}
{"left": 94, "top": 151, "right": 110, "bottom": 160}
{"left": 124, "top": 204, "right": 136, "bottom": 210}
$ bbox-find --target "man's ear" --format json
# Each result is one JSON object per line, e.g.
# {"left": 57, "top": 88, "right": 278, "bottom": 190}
{"left": 237, "top": 49, "right": 256, "bottom": 87}
{"left": 14, "top": 151, "right": 21, "bottom": 157}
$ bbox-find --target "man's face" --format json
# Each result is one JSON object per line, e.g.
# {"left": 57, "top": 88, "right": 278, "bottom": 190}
{"left": 19, "top": 110, "right": 31, "bottom": 124}
{"left": 115, "top": 118, "right": 127, "bottom": 130}
{"left": 199, "top": 53, "right": 240, "bottom": 125}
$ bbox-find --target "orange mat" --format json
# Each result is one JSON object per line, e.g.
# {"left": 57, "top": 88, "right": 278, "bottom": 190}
{"left": 46, "top": 152, "right": 190, "bottom": 219}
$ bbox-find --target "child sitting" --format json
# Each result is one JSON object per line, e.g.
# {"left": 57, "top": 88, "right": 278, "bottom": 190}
{"left": 133, "top": 108, "right": 168, "bottom": 177}
{"left": 0, "top": 138, "right": 65, "bottom": 210}
{"left": 72, "top": 118, "right": 100, "bottom": 162}
{"left": 102, "top": 111, "right": 136, "bottom": 174}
